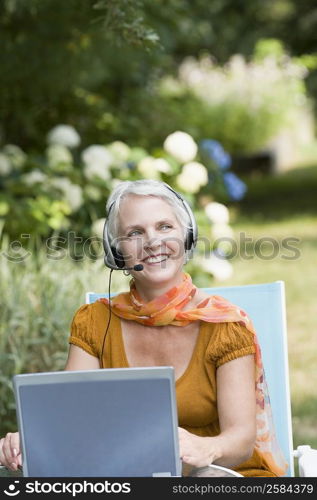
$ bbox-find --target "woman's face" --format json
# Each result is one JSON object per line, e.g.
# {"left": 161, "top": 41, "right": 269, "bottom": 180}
{"left": 117, "top": 194, "right": 186, "bottom": 288}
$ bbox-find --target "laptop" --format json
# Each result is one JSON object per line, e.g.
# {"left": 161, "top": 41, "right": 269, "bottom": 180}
{"left": 13, "top": 366, "right": 182, "bottom": 477}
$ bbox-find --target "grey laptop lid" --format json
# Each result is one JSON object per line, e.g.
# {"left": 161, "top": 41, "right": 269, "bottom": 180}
{"left": 13, "top": 367, "right": 181, "bottom": 477}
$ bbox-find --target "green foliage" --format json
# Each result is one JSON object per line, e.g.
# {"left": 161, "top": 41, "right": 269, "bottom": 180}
{"left": 253, "top": 38, "right": 286, "bottom": 60}
{"left": 93, "top": 0, "right": 160, "bottom": 48}
{"left": 0, "top": 0, "right": 160, "bottom": 148}
{"left": 1, "top": 0, "right": 317, "bottom": 154}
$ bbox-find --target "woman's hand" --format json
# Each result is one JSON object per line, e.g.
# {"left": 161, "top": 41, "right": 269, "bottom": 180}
{"left": 0, "top": 432, "right": 22, "bottom": 471}
{"left": 178, "top": 427, "right": 222, "bottom": 468}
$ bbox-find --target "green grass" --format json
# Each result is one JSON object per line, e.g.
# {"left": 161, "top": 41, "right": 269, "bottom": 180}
{"left": 236, "top": 164, "right": 317, "bottom": 220}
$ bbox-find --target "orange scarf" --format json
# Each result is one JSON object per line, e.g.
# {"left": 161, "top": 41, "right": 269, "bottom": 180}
{"left": 98, "top": 272, "right": 288, "bottom": 476}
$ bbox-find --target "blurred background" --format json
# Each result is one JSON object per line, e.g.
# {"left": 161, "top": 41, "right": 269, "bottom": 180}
{"left": 0, "top": 0, "right": 316, "bottom": 457}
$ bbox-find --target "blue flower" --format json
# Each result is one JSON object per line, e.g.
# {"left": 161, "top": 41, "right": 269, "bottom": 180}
{"left": 127, "top": 161, "right": 136, "bottom": 170}
{"left": 200, "top": 139, "right": 231, "bottom": 170}
{"left": 223, "top": 172, "right": 247, "bottom": 201}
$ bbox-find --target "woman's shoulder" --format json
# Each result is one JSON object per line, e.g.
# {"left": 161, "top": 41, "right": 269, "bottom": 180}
{"left": 69, "top": 301, "right": 112, "bottom": 358}
{"left": 69, "top": 299, "right": 121, "bottom": 349}
{"left": 71, "top": 300, "right": 111, "bottom": 326}
{"left": 204, "top": 319, "right": 256, "bottom": 368}
{"left": 193, "top": 289, "right": 256, "bottom": 366}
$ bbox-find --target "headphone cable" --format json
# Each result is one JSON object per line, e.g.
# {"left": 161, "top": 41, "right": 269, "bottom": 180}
{"left": 100, "top": 268, "right": 113, "bottom": 368}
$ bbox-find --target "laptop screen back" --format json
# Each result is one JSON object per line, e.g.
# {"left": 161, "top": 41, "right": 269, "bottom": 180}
{"left": 13, "top": 367, "right": 181, "bottom": 477}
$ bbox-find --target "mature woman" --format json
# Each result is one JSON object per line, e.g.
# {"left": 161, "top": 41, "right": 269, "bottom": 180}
{"left": 0, "top": 179, "right": 286, "bottom": 476}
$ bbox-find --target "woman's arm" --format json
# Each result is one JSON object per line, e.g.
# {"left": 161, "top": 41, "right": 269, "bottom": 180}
{"left": 64, "top": 344, "right": 100, "bottom": 371}
{"left": 179, "top": 354, "right": 256, "bottom": 468}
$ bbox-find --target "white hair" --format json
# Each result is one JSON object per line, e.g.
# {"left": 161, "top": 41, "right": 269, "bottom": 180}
{"left": 106, "top": 179, "right": 192, "bottom": 243}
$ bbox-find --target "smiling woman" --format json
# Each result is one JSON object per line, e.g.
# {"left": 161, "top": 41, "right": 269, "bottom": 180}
{"left": 105, "top": 180, "right": 195, "bottom": 263}
{"left": 0, "top": 179, "right": 287, "bottom": 477}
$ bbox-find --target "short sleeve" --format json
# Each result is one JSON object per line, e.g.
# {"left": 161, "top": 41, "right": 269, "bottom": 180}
{"left": 68, "top": 302, "right": 108, "bottom": 358}
{"left": 207, "top": 321, "right": 256, "bottom": 368}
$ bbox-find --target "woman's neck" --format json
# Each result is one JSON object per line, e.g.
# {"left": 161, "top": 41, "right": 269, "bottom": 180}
{"left": 132, "top": 273, "right": 185, "bottom": 302}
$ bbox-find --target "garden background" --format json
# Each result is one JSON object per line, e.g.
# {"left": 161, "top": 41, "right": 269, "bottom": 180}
{"left": 0, "top": 0, "right": 316, "bottom": 459}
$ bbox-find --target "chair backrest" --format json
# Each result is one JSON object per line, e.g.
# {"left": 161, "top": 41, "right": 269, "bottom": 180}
{"left": 86, "top": 280, "right": 294, "bottom": 476}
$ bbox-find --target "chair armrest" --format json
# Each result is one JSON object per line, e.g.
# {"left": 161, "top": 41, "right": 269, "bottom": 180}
{"left": 293, "top": 445, "right": 317, "bottom": 477}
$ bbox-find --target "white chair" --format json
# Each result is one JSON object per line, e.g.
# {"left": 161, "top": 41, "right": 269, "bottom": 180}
{"left": 86, "top": 281, "right": 317, "bottom": 477}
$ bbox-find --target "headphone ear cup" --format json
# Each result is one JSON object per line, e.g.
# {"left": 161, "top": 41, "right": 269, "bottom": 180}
{"left": 103, "top": 218, "right": 126, "bottom": 269}
{"left": 111, "top": 246, "right": 125, "bottom": 269}
{"left": 185, "top": 227, "right": 194, "bottom": 251}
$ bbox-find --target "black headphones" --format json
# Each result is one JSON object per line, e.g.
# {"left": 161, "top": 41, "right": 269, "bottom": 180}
{"left": 103, "top": 184, "right": 198, "bottom": 269}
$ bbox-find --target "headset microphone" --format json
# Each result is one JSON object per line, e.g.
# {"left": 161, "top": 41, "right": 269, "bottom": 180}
{"left": 106, "top": 263, "right": 144, "bottom": 271}
{"left": 130, "top": 264, "right": 143, "bottom": 271}
{"left": 122, "top": 264, "right": 144, "bottom": 271}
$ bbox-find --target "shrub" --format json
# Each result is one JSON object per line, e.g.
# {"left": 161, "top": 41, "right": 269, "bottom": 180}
{"left": 0, "top": 126, "right": 246, "bottom": 242}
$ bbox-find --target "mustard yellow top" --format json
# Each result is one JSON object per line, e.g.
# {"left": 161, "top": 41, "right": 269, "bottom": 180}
{"left": 69, "top": 301, "right": 276, "bottom": 477}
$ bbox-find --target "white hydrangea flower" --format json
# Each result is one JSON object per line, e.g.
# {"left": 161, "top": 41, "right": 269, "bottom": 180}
{"left": 182, "top": 161, "right": 208, "bottom": 186}
{"left": 82, "top": 145, "right": 113, "bottom": 181}
{"left": 176, "top": 172, "right": 201, "bottom": 194}
{"left": 176, "top": 161, "right": 208, "bottom": 193}
{"left": 23, "top": 170, "right": 47, "bottom": 185}
{"left": 65, "top": 184, "right": 83, "bottom": 211}
{"left": 107, "top": 141, "right": 131, "bottom": 163}
{"left": 82, "top": 145, "right": 113, "bottom": 168}
{"left": 91, "top": 218, "right": 106, "bottom": 239}
{"left": 46, "top": 144, "right": 73, "bottom": 167}
{"left": 205, "top": 202, "right": 230, "bottom": 224}
{"left": 84, "top": 162, "right": 111, "bottom": 181}
{"left": 3, "top": 144, "right": 27, "bottom": 169}
{"left": 50, "top": 177, "right": 71, "bottom": 191}
{"left": 137, "top": 156, "right": 161, "bottom": 179}
{"left": 200, "top": 253, "right": 233, "bottom": 281}
{"left": 153, "top": 158, "right": 172, "bottom": 173}
{"left": 47, "top": 125, "right": 81, "bottom": 148}
{"left": 0, "top": 153, "right": 11, "bottom": 175}
{"left": 163, "top": 131, "right": 198, "bottom": 163}
{"left": 50, "top": 177, "right": 83, "bottom": 211}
